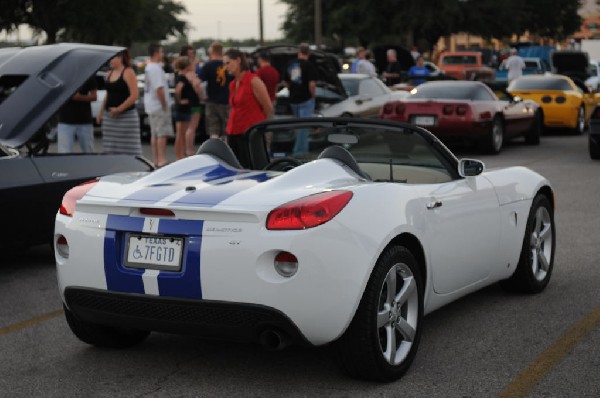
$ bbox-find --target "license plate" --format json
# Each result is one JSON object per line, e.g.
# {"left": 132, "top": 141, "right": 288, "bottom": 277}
{"left": 125, "top": 234, "right": 183, "bottom": 271}
{"left": 414, "top": 116, "right": 435, "bottom": 126}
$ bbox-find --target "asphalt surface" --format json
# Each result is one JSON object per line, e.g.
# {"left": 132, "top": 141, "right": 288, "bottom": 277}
{"left": 1, "top": 132, "right": 599, "bottom": 397}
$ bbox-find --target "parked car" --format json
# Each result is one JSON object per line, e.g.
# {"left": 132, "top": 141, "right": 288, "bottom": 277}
{"left": 0, "top": 44, "right": 154, "bottom": 250}
{"left": 55, "top": 117, "right": 555, "bottom": 382}
{"left": 588, "top": 104, "right": 600, "bottom": 159}
{"left": 251, "top": 45, "right": 345, "bottom": 117}
{"left": 437, "top": 51, "right": 495, "bottom": 81}
{"left": 495, "top": 57, "right": 550, "bottom": 83}
{"left": 379, "top": 80, "right": 542, "bottom": 153}
{"left": 317, "top": 73, "right": 409, "bottom": 117}
{"left": 585, "top": 59, "right": 600, "bottom": 92}
{"left": 507, "top": 74, "right": 598, "bottom": 134}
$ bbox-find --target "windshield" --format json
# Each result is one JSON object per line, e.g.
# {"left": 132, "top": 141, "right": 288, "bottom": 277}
{"left": 341, "top": 78, "right": 360, "bottom": 96}
{"left": 509, "top": 78, "right": 572, "bottom": 91}
{"left": 441, "top": 55, "right": 477, "bottom": 65}
{"left": 410, "top": 83, "right": 487, "bottom": 100}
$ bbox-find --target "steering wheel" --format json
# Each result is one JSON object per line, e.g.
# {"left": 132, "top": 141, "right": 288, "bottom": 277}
{"left": 263, "top": 157, "right": 303, "bottom": 171}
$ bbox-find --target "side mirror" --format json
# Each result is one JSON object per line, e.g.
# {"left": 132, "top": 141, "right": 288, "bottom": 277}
{"left": 458, "top": 158, "right": 485, "bottom": 177}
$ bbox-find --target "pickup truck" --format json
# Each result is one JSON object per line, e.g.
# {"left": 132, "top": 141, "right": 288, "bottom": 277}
{"left": 495, "top": 57, "right": 550, "bottom": 83}
{"left": 437, "top": 51, "right": 495, "bottom": 81}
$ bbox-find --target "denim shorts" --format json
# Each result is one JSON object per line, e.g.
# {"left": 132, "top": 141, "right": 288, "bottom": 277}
{"left": 174, "top": 111, "right": 191, "bottom": 122}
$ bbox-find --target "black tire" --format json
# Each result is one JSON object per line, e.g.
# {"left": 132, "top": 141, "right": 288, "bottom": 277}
{"left": 63, "top": 305, "right": 150, "bottom": 348}
{"left": 589, "top": 134, "right": 600, "bottom": 159}
{"left": 500, "top": 195, "right": 555, "bottom": 293}
{"left": 572, "top": 106, "right": 585, "bottom": 135}
{"left": 334, "top": 246, "right": 423, "bottom": 381}
{"left": 524, "top": 110, "right": 542, "bottom": 145}
{"left": 479, "top": 116, "right": 504, "bottom": 154}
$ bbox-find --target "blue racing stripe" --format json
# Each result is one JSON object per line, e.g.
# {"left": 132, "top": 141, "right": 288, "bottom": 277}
{"left": 122, "top": 164, "right": 240, "bottom": 203}
{"left": 156, "top": 219, "right": 203, "bottom": 299}
{"left": 104, "top": 215, "right": 145, "bottom": 294}
{"left": 171, "top": 172, "right": 273, "bottom": 207}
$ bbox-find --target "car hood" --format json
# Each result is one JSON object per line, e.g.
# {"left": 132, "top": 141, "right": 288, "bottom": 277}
{"left": 251, "top": 45, "right": 346, "bottom": 98}
{"left": 552, "top": 51, "right": 590, "bottom": 77}
{"left": 0, "top": 43, "right": 123, "bottom": 148}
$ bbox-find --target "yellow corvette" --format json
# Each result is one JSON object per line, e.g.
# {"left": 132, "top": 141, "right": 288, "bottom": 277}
{"left": 507, "top": 75, "right": 598, "bottom": 134}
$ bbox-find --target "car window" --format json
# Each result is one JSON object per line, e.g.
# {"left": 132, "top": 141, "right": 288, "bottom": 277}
{"left": 411, "top": 84, "right": 480, "bottom": 100}
{"left": 359, "top": 78, "right": 386, "bottom": 96}
{"left": 341, "top": 78, "right": 359, "bottom": 96}
{"left": 590, "top": 64, "right": 598, "bottom": 76}
{"left": 441, "top": 55, "right": 477, "bottom": 65}
{"left": 508, "top": 78, "right": 572, "bottom": 91}
{"left": 524, "top": 60, "right": 540, "bottom": 69}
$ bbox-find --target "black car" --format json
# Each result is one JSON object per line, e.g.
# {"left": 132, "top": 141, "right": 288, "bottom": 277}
{"left": 0, "top": 43, "right": 154, "bottom": 249}
{"left": 250, "top": 45, "right": 347, "bottom": 116}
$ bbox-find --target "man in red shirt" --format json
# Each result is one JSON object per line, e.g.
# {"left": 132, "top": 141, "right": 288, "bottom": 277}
{"left": 256, "top": 51, "right": 280, "bottom": 108}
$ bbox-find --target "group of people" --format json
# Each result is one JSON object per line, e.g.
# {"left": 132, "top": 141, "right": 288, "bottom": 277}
{"left": 57, "top": 41, "right": 319, "bottom": 166}
{"left": 349, "top": 46, "right": 431, "bottom": 87}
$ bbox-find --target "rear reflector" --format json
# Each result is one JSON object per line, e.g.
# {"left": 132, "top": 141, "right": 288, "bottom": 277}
{"left": 274, "top": 251, "right": 298, "bottom": 277}
{"left": 266, "top": 191, "right": 353, "bottom": 230}
{"left": 140, "top": 208, "right": 175, "bottom": 216}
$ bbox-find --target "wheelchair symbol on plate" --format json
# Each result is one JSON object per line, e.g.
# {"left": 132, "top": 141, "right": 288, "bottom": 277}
{"left": 133, "top": 245, "right": 143, "bottom": 259}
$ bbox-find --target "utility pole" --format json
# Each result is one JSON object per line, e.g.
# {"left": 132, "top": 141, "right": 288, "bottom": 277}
{"left": 315, "top": 0, "right": 322, "bottom": 48}
{"left": 259, "top": 0, "right": 264, "bottom": 46}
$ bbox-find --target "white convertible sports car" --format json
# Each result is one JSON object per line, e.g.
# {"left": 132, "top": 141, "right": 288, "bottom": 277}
{"left": 55, "top": 118, "right": 555, "bottom": 381}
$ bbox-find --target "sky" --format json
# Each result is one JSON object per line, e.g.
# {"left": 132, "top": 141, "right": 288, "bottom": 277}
{"left": 181, "top": 0, "right": 289, "bottom": 41}
{"left": 1, "top": 0, "right": 289, "bottom": 43}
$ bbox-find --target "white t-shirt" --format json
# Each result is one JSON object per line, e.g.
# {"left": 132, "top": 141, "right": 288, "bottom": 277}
{"left": 144, "top": 62, "right": 172, "bottom": 114}
{"left": 357, "top": 59, "right": 377, "bottom": 77}
{"left": 505, "top": 55, "right": 526, "bottom": 81}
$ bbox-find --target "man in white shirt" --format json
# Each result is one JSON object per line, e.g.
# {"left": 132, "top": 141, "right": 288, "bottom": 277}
{"left": 144, "top": 43, "right": 174, "bottom": 167}
{"left": 505, "top": 48, "right": 526, "bottom": 83}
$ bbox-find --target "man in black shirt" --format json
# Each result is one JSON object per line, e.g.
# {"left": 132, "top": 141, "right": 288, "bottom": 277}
{"left": 57, "top": 76, "right": 98, "bottom": 153}
{"left": 283, "top": 43, "right": 318, "bottom": 156}
{"left": 383, "top": 49, "right": 402, "bottom": 87}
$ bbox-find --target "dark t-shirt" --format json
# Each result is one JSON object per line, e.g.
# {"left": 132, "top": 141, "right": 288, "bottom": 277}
{"left": 284, "top": 59, "right": 318, "bottom": 104}
{"left": 198, "top": 59, "right": 231, "bottom": 105}
{"left": 174, "top": 74, "right": 199, "bottom": 113}
{"left": 58, "top": 76, "right": 97, "bottom": 124}
{"left": 385, "top": 61, "right": 402, "bottom": 86}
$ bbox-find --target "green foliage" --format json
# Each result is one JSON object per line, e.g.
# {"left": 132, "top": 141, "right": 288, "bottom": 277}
{"left": 0, "top": 0, "right": 187, "bottom": 45}
{"left": 281, "top": 0, "right": 584, "bottom": 49}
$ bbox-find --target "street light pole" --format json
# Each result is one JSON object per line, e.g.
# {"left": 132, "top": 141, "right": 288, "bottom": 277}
{"left": 315, "top": 0, "right": 322, "bottom": 48}
{"left": 259, "top": 0, "right": 264, "bottom": 46}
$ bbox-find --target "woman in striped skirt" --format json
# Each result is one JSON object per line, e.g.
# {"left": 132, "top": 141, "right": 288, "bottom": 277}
{"left": 96, "top": 49, "right": 142, "bottom": 155}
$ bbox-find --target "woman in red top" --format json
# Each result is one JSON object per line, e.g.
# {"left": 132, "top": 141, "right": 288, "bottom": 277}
{"left": 223, "top": 48, "right": 272, "bottom": 167}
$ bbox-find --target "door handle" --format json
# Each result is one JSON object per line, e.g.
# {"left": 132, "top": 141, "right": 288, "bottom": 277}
{"left": 426, "top": 200, "right": 443, "bottom": 210}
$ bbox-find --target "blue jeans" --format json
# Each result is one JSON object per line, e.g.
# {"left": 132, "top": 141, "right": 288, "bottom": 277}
{"left": 57, "top": 123, "right": 95, "bottom": 153}
{"left": 290, "top": 98, "right": 315, "bottom": 156}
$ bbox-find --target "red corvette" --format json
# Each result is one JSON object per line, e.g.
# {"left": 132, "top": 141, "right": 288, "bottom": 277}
{"left": 380, "top": 81, "right": 542, "bottom": 153}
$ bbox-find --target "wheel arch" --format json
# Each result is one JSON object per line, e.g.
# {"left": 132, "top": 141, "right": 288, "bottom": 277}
{"left": 536, "top": 185, "right": 555, "bottom": 210}
{"left": 384, "top": 232, "right": 427, "bottom": 292}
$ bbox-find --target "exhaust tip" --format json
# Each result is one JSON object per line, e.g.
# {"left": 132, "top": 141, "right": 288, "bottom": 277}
{"left": 259, "top": 329, "right": 289, "bottom": 350}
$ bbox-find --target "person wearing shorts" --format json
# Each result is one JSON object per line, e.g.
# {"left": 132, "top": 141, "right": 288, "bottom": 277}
{"left": 144, "top": 43, "right": 174, "bottom": 167}
{"left": 198, "top": 41, "right": 232, "bottom": 139}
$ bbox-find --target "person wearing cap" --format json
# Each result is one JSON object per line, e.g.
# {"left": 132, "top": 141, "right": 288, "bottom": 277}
{"left": 283, "top": 43, "right": 318, "bottom": 156}
{"left": 505, "top": 48, "right": 526, "bottom": 83}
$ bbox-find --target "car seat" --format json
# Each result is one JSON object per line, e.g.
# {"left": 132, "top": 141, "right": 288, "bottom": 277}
{"left": 317, "top": 145, "right": 371, "bottom": 180}
{"left": 196, "top": 138, "right": 243, "bottom": 169}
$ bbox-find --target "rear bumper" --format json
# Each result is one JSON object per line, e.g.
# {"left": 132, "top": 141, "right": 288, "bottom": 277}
{"left": 540, "top": 104, "right": 578, "bottom": 128}
{"left": 65, "top": 287, "right": 311, "bottom": 346}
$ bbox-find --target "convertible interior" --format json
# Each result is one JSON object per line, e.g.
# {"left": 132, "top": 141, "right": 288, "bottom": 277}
{"left": 199, "top": 119, "right": 458, "bottom": 185}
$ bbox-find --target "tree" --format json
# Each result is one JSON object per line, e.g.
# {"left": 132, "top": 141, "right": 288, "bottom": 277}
{"left": 0, "top": 0, "right": 187, "bottom": 45}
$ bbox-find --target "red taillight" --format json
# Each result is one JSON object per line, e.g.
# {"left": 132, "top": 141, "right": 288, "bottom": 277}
{"left": 382, "top": 103, "right": 394, "bottom": 114}
{"left": 443, "top": 104, "right": 454, "bottom": 115}
{"left": 140, "top": 208, "right": 175, "bottom": 216}
{"left": 395, "top": 104, "right": 406, "bottom": 114}
{"left": 266, "top": 191, "right": 353, "bottom": 230}
{"left": 456, "top": 105, "right": 468, "bottom": 115}
{"left": 479, "top": 111, "right": 492, "bottom": 120}
{"left": 59, "top": 179, "right": 99, "bottom": 217}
